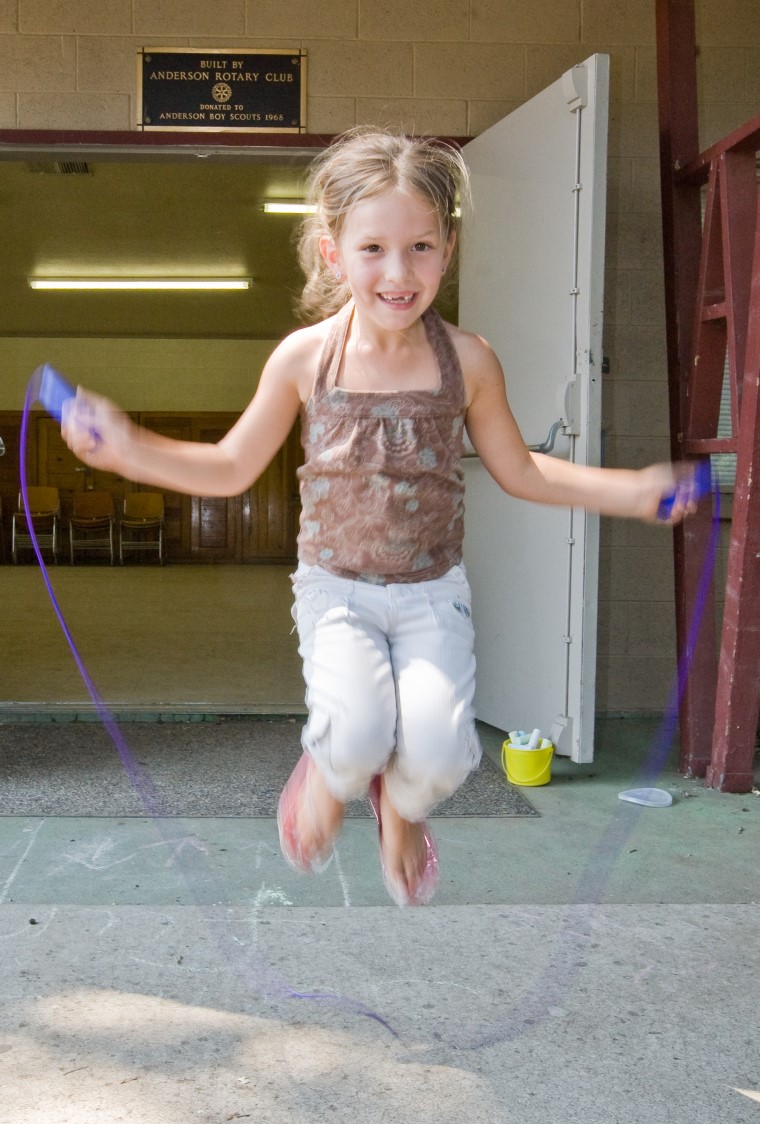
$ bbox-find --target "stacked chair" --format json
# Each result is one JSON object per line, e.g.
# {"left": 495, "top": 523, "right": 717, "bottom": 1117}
{"left": 119, "top": 492, "right": 165, "bottom": 564}
{"left": 69, "top": 490, "right": 115, "bottom": 564}
{"left": 12, "top": 486, "right": 60, "bottom": 563}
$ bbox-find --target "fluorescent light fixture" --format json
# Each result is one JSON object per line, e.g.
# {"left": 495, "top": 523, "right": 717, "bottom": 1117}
{"left": 261, "top": 201, "right": 315, "bottom": 215}
{"left": 29, "top": 278, "right": 251, "bottom": 291}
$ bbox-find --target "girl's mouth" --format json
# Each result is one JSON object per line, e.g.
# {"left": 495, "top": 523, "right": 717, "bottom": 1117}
{"left": 378, "top": 292, "right": 417, "bottom": 308}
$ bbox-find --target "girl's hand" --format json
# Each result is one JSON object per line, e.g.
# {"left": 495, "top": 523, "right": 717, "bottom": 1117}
{"left": 61, "top": 388, "right": 136, "bottom": 475}
{"left": 636, "top": 462, "right": 703, "bottom": 524}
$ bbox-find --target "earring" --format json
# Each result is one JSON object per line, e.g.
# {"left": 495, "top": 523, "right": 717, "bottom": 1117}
{"left": 334, "top": 269, "right": 343, "bottom": 281}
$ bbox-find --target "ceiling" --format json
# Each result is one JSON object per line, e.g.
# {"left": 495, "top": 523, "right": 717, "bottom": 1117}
{"left": 0, "top": 149, "right": 319, "bottom": 339}
{"left": 0, "top": 140, "right": 459, "bottom": 341}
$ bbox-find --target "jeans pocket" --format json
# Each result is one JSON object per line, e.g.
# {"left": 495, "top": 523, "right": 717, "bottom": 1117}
{"left": 293, "top": 587, "right": 328, "bottom": 640}
{"left": 428, "top": 588, "right": 475, "bottom": 640}
{"left": 293, "top": 580, "right": 351, "bottom": 644}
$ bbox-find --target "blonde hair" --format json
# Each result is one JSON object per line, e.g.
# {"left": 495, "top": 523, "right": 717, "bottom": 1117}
{"left": 297, "top": 127, "right": 470, "bottom": 320}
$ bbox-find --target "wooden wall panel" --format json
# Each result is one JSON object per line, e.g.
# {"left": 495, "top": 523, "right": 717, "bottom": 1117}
{"left": 137, "top": 415, "right": 194, "bottom": 558}
{"left": 0, "top": 410, "right": 302, "bottom": 565}
{"left": 0, "top": 413, "right": 22, "bottom": 558}
{"left": 191, "top": 416, "right": 241, "bottom": 561}
{"left": 241, "top": 424, "right": 302, "bottom": 562}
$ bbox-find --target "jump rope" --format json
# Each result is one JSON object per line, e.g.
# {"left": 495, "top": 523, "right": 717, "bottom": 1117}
{"left": 20, "top": 364, "right": 720, "bottom": 1051}
{"left": 21, "top": 365, "right": 397, "bottom": 1037}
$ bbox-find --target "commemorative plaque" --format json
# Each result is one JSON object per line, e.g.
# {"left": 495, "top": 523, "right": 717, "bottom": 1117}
{"left": 137, "top": 48, "right": 307, "bottom": 132}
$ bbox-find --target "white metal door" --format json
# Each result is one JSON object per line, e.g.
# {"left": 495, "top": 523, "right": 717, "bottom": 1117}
{"left": 459, "top": 55, "right": 609, "bottom": 762}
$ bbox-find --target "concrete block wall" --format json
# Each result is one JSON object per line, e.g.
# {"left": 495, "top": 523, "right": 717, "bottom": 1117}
{"left": 0, "top": 0, "right": 758, "bottom": 712}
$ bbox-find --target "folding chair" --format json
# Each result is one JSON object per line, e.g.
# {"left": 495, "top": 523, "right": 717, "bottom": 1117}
{"left": 12, "top": 486, "right": 61, "bottom": 563}
{"left": 69, "top": 490, "right": 115, "bottom": 564}
{"left": 119, "top": 492, "right": 165, "bottom": 564}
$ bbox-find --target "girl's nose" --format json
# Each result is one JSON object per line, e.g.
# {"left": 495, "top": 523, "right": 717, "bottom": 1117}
{"left": 383, "top": 252, "right": 410, "bottom": 282}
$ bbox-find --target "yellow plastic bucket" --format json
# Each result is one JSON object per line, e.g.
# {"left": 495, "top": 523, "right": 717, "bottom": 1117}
{"left": 502, "top": 738, "right": 554, "bottom": 786}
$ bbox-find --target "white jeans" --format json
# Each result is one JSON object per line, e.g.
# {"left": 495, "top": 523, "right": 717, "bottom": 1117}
{"left": 291, "top": 563, "right": 482, "bottom": 822}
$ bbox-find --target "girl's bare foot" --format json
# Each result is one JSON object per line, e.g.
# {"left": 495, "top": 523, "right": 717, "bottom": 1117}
{"left": 378, "top": 778, "right": 428, "bottom": 897}
{"left": 368, "top": 774, "right": 440, "bottom": 905}
{"left": 278, "top": 754, "right": 344, "bottom": 872}
{"left": 296, "top": 759, "right": 344, "bottom": 867}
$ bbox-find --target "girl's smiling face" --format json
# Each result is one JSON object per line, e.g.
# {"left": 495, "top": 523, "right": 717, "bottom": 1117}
{"left": 321, "top": 188, "right": 455, "bottom": 331}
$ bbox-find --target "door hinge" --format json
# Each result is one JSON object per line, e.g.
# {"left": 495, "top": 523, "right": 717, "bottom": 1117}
{"left": 562, "top": 65, "right": 588, "bottom": 112}
{"left": 550, "top": 715, "right": 574, "bottom": 755}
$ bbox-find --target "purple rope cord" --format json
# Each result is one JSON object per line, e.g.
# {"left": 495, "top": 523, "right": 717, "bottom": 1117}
{"left": 20, "top": 369, "right": 398, "bottom": 1039}
{"left": 22, "top": 367, "right": 720, "bottom": 1051}
{"left": 462, "top": 479, "right": 722, "bottom": 1052}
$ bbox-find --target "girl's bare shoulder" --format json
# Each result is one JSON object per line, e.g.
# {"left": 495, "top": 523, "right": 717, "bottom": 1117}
{"left": 267, "top": 314, "right": 340, "bottom": 402}
{"left": 439, "top": 319, "right": 504, "bottom": 400}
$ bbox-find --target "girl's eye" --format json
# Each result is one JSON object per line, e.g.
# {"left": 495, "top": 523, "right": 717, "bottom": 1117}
{"left": 363, "top": 244, "right": 382, "bottom": 253}
{"left": 413, "top": 242, "right": 432, "bottom": 252}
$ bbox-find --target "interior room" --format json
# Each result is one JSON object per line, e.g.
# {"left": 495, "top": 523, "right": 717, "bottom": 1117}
{"left": 0, "top": 147, "right": 462, "bottom": 714}
{"left": 0, "top": 149, "right": 324, "bottom": 712}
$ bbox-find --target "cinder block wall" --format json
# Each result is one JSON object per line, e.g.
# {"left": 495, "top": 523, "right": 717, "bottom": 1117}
{"left": 0, "top": 0, "right": 758, "bottom": 712}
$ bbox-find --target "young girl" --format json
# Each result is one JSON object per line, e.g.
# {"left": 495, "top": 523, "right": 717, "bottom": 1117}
{"left": 62, "top": 127, "right": 695, "bottom": 908}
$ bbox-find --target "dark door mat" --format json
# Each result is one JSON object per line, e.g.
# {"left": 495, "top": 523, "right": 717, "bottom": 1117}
{"left": 0, "top": 717, "right": 538, "bottom": 818}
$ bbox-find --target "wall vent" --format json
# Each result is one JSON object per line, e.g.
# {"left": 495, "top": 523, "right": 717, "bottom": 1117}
{"left": 26, "top": 161, "right": 92, "bottom": 175}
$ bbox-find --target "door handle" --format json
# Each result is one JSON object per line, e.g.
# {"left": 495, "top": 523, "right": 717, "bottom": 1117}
{"left": 527, "top": 418, "right": 564, "bottom": 454}
{"left": 463, "top": 417, "right": 565, "bottom": 459}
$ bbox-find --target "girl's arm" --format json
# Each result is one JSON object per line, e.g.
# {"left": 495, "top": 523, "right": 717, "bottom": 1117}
{"left": 62, "top": 331, "right": 312, "bottom": 497}
{"left": 461, "top": 333, "right": 693, "bottom": 522}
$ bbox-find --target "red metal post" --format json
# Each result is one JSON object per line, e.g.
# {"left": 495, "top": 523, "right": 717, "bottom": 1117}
{"left": 706, "top": 185, "right": 760, "bottom": 791}
{"left": 687, "top": 162, "right": 729, "bottom": 441}
{"left": 719, "top": 150, "right": 758, "bottom": 427}
{"left": 656, "top": 0, "right": 717, "bottom": 775}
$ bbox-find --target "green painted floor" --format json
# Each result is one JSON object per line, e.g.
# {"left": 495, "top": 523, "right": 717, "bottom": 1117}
{"left": 1, "top": 718, "right": 758, "bottom": 911}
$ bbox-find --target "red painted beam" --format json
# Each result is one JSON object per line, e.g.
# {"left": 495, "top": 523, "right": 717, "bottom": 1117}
{"left": 706, "top": 187, "right": 760, "bottom": 792}
{"left": 683, "top": 438, "right": 736, "bottom": 455}
{"left": 687, "top": 162, "right": 726, "bottom": 442}
{"left": 676, "top": 112, "right": 760, "bottom": 185}
{"left": 656, "top": 0, "right": 717, "bottom": 776}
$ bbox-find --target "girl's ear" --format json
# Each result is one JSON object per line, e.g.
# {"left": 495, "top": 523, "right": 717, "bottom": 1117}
{"left": 319, "top": 234, "right": 340, "bottom": 272}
